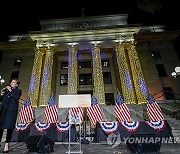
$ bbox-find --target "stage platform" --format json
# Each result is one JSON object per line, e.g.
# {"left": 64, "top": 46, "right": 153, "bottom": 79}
{"left": 0, "top": 142, "right": 179, "bottom": 154}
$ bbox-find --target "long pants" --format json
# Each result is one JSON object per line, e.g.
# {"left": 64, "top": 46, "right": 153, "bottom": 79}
{"left": 0, "top": 129, "right": 13, "bottom": 143}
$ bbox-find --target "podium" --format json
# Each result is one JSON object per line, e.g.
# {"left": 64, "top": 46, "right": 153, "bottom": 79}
{"left": 66, "top": 113, "right": 83, "bottom": 154}
{"left": 59, "top": 94, "right": 91, "bottom": 154}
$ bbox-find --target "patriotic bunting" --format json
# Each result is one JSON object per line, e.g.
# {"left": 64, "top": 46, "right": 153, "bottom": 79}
{"left": 34, "top": 122, "right": 51, "bottom": 132}
{"left": 121, "top": 121, "right": 140, "bottom": 132}
{"left": 56, "top": 122, "right": 70, "bottom": 132}
{"left": 15, "top": 123, "right": 31, "bottom": 132}
{"left": 100, "top": 122, "right": 118, "bottom": 134}
{"left": 145, "top": 120, "right": 166, "bottom": 131}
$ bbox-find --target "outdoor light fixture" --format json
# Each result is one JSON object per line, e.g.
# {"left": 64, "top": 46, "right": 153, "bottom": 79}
{"left": 0, "top": 75, "right": 5, "bottom": 85}
{"left": 171, "top": 66, "right": 180, "bottom": 78}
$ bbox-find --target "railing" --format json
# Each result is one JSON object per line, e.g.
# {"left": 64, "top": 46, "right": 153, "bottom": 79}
{"left": 153, "top": 89, "right": 180, "bottom": 103}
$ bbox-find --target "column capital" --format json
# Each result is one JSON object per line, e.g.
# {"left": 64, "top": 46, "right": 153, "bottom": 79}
{"left": 36, "top": 40, "right": 56, "bottom": 48}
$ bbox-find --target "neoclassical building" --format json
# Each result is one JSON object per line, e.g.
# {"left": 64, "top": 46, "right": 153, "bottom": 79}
{"left": 0, "top": 14, "right": 180, "bottom": 108}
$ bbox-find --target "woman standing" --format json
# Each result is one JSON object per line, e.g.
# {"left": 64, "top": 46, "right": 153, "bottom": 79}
{"left": 0, "top": 78, "right": 22, "bottom": 153}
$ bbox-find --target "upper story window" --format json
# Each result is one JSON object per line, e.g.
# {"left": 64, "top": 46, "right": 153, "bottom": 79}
{"left": 102, "top": 60, "right": 110, "bottom": 67}
{"left": 79, "top": 74, "right": 92, "bottom": 85}
{"left": 105, "top": 93, "right": 115, "bottom": 105}
{"left": 60, "top": 74, "right": 68, "bottom": 85}
{"left": 61, "top": 62, "right": 68, "bottom": 69}
{"left": 151, "top": 51, "right": 161, "bottom": 59}
{"left": 79, "top": 61, "right": 91, "bottom": 68}
{"left": 14, "top": 58, "right": 22, "bottom": 67}
{"left": 155, "top": 64, "right": 167, "bottom": 77}
{"left": 103, "top": 72, "right": 112, "bottom": 84}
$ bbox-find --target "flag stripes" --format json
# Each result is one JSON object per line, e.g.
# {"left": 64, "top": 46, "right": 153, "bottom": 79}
{"left": 114, "top": 93, "right": 132, "bottom": 122}
{"left": 44, "top": 96, "right": 58, "bottom": 123}
{"left": 69, "top": 107, "right": 84, "bottom": 123}
{"left": 19, "top": 98, "right": 34, "bottom": 123}
{"left": 87, "top": 95, "right": 104, "bottom": 126}
{"left": 147, "top": 93, "right": 164, "bottom": 121}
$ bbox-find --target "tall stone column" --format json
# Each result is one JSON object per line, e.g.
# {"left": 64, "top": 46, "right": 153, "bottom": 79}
{"left": 28, "top": 48, "right": 45, "bottom": 107}
{"left": 115, "top": 43, "right": 136, "bottom": 104}
{"left": 39, "top": 47, "right": 55, "bottom": 106}
{"left": 67, "top": 45, "right": 78, "bottom": 94}
{"left": 91, "top": 44, "right": 105, "bottom": 104}
{"left": 126, "top": 42, "right": 148, "bottom": 104}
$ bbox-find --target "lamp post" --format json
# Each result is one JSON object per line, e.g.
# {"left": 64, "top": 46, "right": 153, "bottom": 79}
{"left": 0, "top": 76, "right": 5, "bottom": 85}
{"left": 171, "top": 66, "right": 180, "bottom": 78}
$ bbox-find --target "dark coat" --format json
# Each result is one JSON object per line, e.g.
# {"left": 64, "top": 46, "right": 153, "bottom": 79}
{"left": 0, "top": 87, "right": 22, "bottom": 129}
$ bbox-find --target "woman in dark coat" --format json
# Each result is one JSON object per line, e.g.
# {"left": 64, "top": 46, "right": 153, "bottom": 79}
{"left": 0, "top": 78, "right": 22, "bottom": 153}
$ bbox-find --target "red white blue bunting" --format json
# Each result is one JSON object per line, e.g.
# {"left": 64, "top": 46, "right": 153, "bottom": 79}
{"left": 34, "top": 122, "right": 51, "bottom": 132}
{"left": 100, "top": 122, "right": 118, "bottom": 134}
{"left": 15, "top": 123, "right": 30, "bottom": 132}
{"left": 56, "top": 122, "right": 70, "bottom": 132}
{"left": 121, "top": 121, "right": 140, "bottom": 132}
{"left": 145, "top": 120, "right": 165, "bottom": 131}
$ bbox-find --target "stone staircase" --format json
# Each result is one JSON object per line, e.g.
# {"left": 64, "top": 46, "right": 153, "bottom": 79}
{"left": 2, "top": 102, "right": 179, "bottom": 142}
{"left": 101, "top": 103, "right": 180, "bottom": 139}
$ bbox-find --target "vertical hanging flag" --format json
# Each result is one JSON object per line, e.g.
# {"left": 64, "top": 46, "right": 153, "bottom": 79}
{"left": 19, "top": 98, "right": 34, "bottom": 123}
{"left": 146, "top": 92, "right": 164, "bottom": 121}
{"left": 44, "top": 96, "right": 58, "bottom": 123}
{"left": 87, "top": 95, "right": 104, "bottom": 126}
{"left": 114, "top": 93, "right": 132, "bottom": 122}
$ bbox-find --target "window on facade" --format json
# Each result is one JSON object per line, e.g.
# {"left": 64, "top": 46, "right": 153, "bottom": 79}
{"left": 102, "top": 60, "right": 110, "bottom": 67}
{"left": 105, "top": 93, "right": 115, "bottom": 105}
{"left": 14, "top": 58, "right": 22, "bottom": 67}
{"left": 79, "top": 61, "right": 91, "bottom": 68}
{"left": 60, "top": 74, "right": 68, "bottom": 85}
{"left": 61, "top": 62, "right": 68, "bottom": 69}
{"left": 155, "top": 64, "right": 167, "bottom": 77}
{"left": 103, "top": 72, "right": 112, "bottom": 84}
{"left": 79, "top": 74, "right": 92, "bottom": 85}
{"left": 11, "top": 71, "right": 19, "bottom": 80}
{"left": 163, "top": 87, "right": 175, "bottom": 100}
{"left": 151, "top": 51, "right": 161, "bottom": 59}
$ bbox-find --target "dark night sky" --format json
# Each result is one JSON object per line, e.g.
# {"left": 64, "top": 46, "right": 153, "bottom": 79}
{"left": 0, "top": 0, "right": 180, "bottom": 43}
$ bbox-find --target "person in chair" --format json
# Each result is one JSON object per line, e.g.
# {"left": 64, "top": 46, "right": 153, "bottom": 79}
{"left": 0, "top": 78, "right": 22, "bottom": 153}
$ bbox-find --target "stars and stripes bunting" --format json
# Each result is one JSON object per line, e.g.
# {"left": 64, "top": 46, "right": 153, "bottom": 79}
{"left": 146, "top": 93, "right": 164, "bottom": 122}
{"left": 44, "top": 96, "right": 58, "bottom": 123}
{"left": 18, "top": 97, "right": 34, "bottom": 123}
{"left": 87, "top": 95, "right": 104, "bottom": 126}
{"left": 114, "top": 93, "right": 132, "bottom": 122}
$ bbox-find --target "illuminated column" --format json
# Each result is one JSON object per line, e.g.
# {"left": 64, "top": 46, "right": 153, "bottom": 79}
{"left": 39, "top": 47, "right": 55, "bottom": 106}
{"left": 28, "top": 48, "right": 45, "bottom": 107}
{"left": 126, "top": 42, "right": 147, "bottom": 104}
{"left": 67, "top": 44, "right": 78, "bottom": 94}
{"left": 91, "top": 44, "right": 105, "bottom": 104}
{"left": 115, "top": 42, "right": 136, "bottom": 104}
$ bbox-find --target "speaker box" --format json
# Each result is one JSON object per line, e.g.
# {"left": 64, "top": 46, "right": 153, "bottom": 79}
{"left": 126, "top": 133, "right": 161, "bottom": 153}
{"left": 26, "top": 135, "right": 54, "bottom": 153}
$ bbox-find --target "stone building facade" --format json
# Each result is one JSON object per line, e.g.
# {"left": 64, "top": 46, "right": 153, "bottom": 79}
{"left": 0, "top": 14, "right": 179, "bottom": 108}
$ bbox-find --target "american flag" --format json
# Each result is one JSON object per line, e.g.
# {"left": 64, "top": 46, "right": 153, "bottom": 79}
{"left": 146, "top": 93, "right": 164, "bottom": 121}
{"left": 44, "top": 96, "right": 58, "bottom": 123}
{"left": 19, "top": 97, "right": 34, "bottom": 123}
{"left": 114, "top": 94, "right": 132, "bottom": 122}
{"left": 87, "top": 95, "right": 104, "bottom": 126}
{"left": 69, "top": 107, "right": 84, "bottom": 123}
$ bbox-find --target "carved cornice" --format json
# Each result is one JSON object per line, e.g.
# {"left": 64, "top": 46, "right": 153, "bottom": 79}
{"left": 29, "top": 26, "right": 140, "bottom": 44}
{"left": 134, "top": 31, "right": 180, "bottom": 41}
{"left": 0, "top": 40, "right": 36, "bottom": 50}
